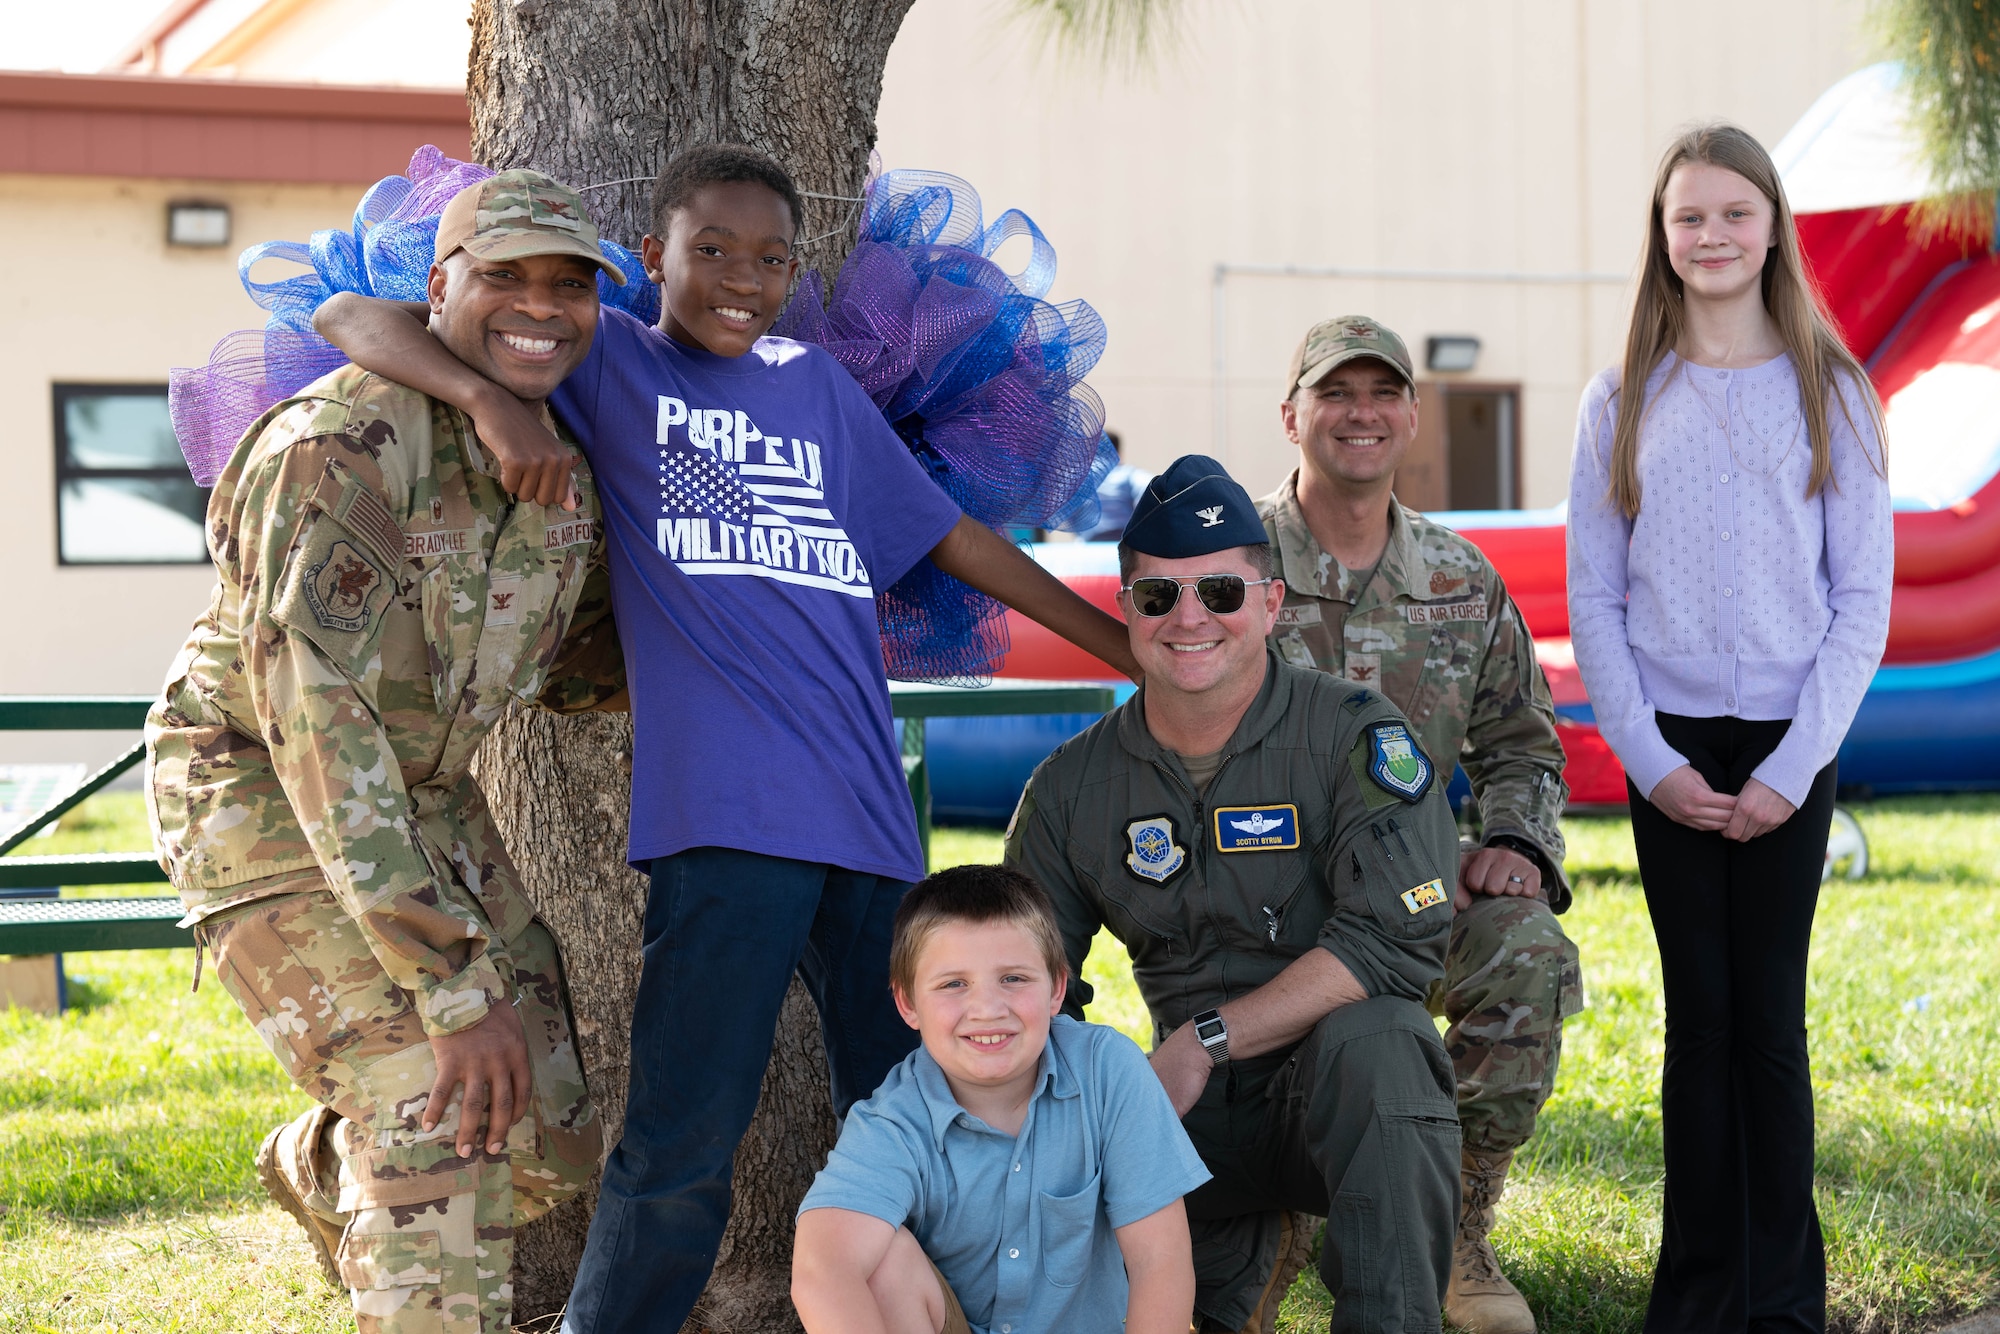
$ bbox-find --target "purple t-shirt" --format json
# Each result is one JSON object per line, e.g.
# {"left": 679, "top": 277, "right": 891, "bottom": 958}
{"left": 553, "top": 308, "right": 963, "bottom": 881}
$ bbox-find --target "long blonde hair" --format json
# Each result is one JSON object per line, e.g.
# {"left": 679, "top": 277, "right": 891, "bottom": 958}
{"left": 1610, "top": 123, "right": 1885, "bottom": 518}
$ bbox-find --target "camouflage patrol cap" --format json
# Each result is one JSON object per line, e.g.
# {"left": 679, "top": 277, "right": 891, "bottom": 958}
{"left": 434, "top": 169, "right": 626, "bottom": 286}
{"left": 1286, "top": 315, "right": 1413, "bottom": 393}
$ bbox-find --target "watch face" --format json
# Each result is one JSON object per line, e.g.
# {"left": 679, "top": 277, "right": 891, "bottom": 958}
{"left": 1195, "top": 1017, "right": 1226, "bottom": 1042}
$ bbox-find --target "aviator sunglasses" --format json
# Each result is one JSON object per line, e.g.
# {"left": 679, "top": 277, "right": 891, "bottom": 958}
{"left": 1121, "top": 574, "right": 1274, "bottom": 618}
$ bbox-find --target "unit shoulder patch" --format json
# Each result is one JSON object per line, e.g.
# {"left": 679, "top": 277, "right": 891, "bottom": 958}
{"left": 1212, "top": 804, "right": 1300, "bottom": 852}
{"left": 302, "top": 539, "right": 384, "bottom": 633}
{"left": 1124, "top": 814, "right": 1188, "bottom": 884}
{"left": 1401, "top": 878, "right": 1447, "bottom": 914}
{"left": 1366, "top": 721, "right": 1433, "bottom": 802}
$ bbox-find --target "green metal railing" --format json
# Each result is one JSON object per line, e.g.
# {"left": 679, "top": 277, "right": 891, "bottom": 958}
{"left": 0, "top": 681, "right": 1120, "bottom": 951}
{"left": 889, "top": 680, "right": 1118, "bottom": 864}
{"left": 0, "top": 696, "right": 164, "bottom": 892}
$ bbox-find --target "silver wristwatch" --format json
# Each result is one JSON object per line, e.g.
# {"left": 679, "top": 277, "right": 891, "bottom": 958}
{"left": 1191, "top": 1008, "right": 1230, "bottom": 1066}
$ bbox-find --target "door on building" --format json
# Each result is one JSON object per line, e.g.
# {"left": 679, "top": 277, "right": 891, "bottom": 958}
{"left": 1394, "top": 382, "right": 1519, "bottom": 512}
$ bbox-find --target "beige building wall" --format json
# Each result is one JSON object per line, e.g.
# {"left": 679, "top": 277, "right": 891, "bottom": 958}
{"left": 156, "top": 0, "right": 470, "bottom": 86}
{"left": 5, "top": 0, "right": 1874, "bottom": 739}
{"left": 875, "top": 0, "right": 1871, "bottom": 503}
{"left": 2, "top": 172, "right": 361, "bottom": 762}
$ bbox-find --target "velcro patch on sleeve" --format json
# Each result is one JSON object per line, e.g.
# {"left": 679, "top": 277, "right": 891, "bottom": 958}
{"left": 1401, "top": 879, "right": 1446, "bottom": 914}
{"left": 273, "top": 513, "right": 398, "bottom": 673}
{"left": 310, "top": 465, "right": 405, "bottom": 572}
{"left": 1365, "top": 721, "right": 1434, "bottom": 802}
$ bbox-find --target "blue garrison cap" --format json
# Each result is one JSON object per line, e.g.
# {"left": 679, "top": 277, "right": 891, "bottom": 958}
{"left": 1120, "top": 454, "right": 1267, "bottom": 558}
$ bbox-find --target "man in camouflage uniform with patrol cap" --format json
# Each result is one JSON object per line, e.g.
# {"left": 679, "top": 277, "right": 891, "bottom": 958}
{"left": 1256, "top": 316, "right": 1583, "bottom": 1334}
{"left": 145, "top": 169, "right": 628, "bottom": 1334}
{"left": 1006, "top": 455, "right": 1462, "bottom": 1334}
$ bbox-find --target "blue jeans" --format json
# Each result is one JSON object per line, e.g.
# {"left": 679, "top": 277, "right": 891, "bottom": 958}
{"left": 561, "top": 848, "right": 918, "bottom": 1333}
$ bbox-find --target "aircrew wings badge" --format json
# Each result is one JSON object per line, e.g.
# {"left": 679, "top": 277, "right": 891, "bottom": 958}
{"left": 1366, "top": 722, "right": 1433, "bottom": 802}
{"left": 1124, "top": 814, "right": 1187, "bottom": 885}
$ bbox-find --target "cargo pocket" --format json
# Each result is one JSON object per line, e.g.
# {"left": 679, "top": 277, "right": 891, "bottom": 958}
{"left": 205, "top": 892, "right": 408, "bottom": 1089}
{"left": 337, "top": 1226, "right": 441, "bottom": 1290}
{"left": 1380, "top": 1095, "right": 1461, "bottom": 1324}
{"left": 1330, "top": 1191, "right": 1381, "bottom": 1329}
{"left": 1038, "top": 1171, "right": 1103, "bottom": 1287}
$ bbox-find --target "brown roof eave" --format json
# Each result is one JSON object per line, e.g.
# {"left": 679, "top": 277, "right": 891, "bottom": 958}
{"left": 0, "top": 69, "right": 468, "bottom": 123}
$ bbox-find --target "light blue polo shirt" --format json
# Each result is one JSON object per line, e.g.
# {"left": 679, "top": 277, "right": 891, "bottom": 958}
{"left": 800, "top": 1015, "right": 1209, "bottom": 1334}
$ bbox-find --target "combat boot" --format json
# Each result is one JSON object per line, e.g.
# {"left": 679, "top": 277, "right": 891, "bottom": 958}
{"left": 1195, "top": 1211, "right": 1317, "bottom": 1334}
{"left": 1444, "top": 1148, "right": 1535, "bottom": 1334}
{"left": 255, "top": 1104, "right": 347, "bottom": 1287}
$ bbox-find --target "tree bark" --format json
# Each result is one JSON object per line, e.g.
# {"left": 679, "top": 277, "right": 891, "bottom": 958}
{"left": 465, "top": 2, "right": 915, "bottom": 1327}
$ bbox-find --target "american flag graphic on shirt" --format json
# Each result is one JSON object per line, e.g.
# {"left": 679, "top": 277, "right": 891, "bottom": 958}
{"left": 654, "top": 395, "right": 873, "bottom": 596}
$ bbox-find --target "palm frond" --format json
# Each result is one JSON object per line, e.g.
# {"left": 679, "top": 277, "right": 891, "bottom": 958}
{"left": 1873, "top": 0, "right": 2000, "bottom": 243}
{"left": 1009, "top": 0, "right": 1189, "bottom": 68}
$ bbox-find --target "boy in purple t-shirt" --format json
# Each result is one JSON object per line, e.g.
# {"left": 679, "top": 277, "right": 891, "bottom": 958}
{"left": 317, "top": 145, "right": 1133, "bottom": 1334}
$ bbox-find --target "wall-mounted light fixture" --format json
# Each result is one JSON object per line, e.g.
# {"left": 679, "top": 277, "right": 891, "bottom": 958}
{"left": 1425, "top": 335, "right": 1481, "bottom": 374}
{"left": 167, "top": 201, "right": 231, "bottom": 248}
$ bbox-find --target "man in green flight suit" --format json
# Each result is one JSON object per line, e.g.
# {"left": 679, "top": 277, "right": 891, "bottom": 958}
{"left": 1257, "top": 316, "right": 1583, "bottom": 1334}
{"left": 145, "top": 169, "right": 627, "bottom": 1334}
{"left": 1006, "top": 455, "right": 1462, "bottom": 1334}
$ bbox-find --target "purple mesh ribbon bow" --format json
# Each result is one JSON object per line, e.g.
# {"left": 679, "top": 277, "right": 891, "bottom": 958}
{"left": 773, "top": 169, "right": 1117, "bottom": 683}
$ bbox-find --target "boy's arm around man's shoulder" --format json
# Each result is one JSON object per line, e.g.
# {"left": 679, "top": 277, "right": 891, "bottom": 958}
{"left": 313, "top": 293, "right": 581, "bottom": 509}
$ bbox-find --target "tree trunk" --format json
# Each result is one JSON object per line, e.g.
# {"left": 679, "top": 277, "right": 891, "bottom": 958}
{"left": 465, "top": 2, "right": 915, "bottom": 1327}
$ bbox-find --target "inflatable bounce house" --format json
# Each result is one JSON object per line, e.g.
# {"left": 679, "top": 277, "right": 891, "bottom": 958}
{"left": 930, "top": 63, "right": 2000, "bottom": 822}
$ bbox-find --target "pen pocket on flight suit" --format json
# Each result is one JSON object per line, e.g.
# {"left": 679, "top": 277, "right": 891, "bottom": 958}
{"left": 1348, "top": 820, "right": 1449, "bottom": 942}
{"left": 1037, "top": 1171, "right": 1103, "bottom": 1287}
{"left": 419, "top": 556, "right": 483, "bottom": 713}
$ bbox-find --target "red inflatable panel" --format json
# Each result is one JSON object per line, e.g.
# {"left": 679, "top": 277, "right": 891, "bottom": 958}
{"left": 1449, "top": 524, "right": 1570, "bottom": 638}
{"left": 1532, "top": 638, "right": 1588, "bottom": 707}
{"left": 1556, "top": 718, "right": 1630, "bottom": 807}
{"left": 1796, "top": 205, "right": 1968, "bottom": 362}
{"left": 1894, "top": 474, "right": 2000, "bottom": 587}
{"left": 1865, "top": 250, "right": 2000, "bottom": 400}
{"left": 1884, "top": 561, "right": 2000, "bottom": 663}
{"left": 999, "top": 574, "right": 1124, "bottom": 679}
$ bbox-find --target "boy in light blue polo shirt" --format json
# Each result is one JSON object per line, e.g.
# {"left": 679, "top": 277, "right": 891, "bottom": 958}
{"left": 793, "top": 865, "right": 1210, "bottom": 1334}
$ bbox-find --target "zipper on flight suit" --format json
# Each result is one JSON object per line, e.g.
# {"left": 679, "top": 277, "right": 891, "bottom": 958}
{"left": 1261, "top": 870, "right": 1315, "bottom": 943}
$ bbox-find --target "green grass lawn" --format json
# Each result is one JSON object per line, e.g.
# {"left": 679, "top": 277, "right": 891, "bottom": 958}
{"left": 1, "top": 796, "right": 1994, "bottom": 1331}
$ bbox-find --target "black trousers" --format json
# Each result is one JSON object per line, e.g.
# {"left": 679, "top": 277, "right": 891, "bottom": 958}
{"left": 1629, "top": 713, "right": 1838, "bottom": 1334}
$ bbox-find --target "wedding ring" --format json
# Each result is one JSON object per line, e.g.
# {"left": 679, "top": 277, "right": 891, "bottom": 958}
{"left": 1507, "top": 874, "right": 1525, "bottom": 883}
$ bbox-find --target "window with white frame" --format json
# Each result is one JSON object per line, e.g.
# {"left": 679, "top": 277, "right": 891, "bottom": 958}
{"left": 54, "top": 385, "right": 209, "bottom": 565}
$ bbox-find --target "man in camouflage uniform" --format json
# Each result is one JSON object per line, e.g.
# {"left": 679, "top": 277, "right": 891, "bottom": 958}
{"left": 145, "top": 170, "right": 627, "bottom": 1333}
{"left": 1253, "top": 316, "right": 1583, "bottom": 1334}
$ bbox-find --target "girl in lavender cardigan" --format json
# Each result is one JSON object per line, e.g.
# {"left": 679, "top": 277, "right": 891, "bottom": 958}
{"left": 1566, "top": 123, "right": 1892, "bottom": 1333}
